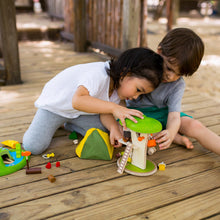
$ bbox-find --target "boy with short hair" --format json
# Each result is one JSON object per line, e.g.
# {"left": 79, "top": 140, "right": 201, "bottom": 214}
{"left": 126, "top": 28, "right": 220, "bottom": 155}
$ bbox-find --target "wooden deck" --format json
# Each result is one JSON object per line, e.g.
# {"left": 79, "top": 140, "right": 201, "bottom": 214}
{"left": 0, "top": 41, "right": 220, "bottom": 220}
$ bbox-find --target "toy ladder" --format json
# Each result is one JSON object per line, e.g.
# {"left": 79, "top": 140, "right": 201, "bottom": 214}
{"left": 117, "top": 141, "right": 133, "bottom": 174}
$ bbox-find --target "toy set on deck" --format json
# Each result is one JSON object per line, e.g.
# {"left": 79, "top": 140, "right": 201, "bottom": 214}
{"left": 1, "top": 116, "right": 166, "bottom": 178}
{"left": 74, "top": 115, "right": 166, "bottom": 176}
{"left": 0, "top": 140, "right": 58, "bottom": 182}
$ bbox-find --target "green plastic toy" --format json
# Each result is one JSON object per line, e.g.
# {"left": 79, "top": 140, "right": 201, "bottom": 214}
{"left": 119, "top": 115, "right": 162, "bottom": 133}
{"left": 0, "top": 145, "right": 29, "bottom": 176}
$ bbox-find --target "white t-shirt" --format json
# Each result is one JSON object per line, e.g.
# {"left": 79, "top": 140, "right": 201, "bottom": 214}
{"left": 35, "top": 61, "right": 120, "bottom": 118}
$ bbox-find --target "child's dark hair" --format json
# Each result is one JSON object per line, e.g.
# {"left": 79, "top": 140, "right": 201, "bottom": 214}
{"left": 158, "top": 28, "right": 204, "bottom": 76}
{"left": 108, "top": 47, "right": 163, "bottom": 89}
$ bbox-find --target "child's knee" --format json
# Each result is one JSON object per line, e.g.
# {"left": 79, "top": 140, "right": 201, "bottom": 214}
{"left": 181, "top": 118, "right": 204, "bottom": 137}
{"left": 23, "top": 132, "right": 49, "bottom": 155}
{"left": 189, "top": 119, "right": 204, "bottom": 130}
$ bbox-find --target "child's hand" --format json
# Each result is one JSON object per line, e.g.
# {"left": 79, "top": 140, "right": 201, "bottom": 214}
{"left": 112, "top": 106, "right": 144, "bottom": 129}
{"left": 154, "top": 130, "right": 172, "bottom": 150}
{"left": 109, "top": 126, "right": 123, "bottom": 148}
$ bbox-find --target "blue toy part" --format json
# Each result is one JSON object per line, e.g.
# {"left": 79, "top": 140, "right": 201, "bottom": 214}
{"left": 0, "top": 147, "right": 29, "bottom": 176}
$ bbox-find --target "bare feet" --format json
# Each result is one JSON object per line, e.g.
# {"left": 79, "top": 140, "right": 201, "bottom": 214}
{"left": 174, "top": 133, "right": 194, "bottom": 149}
{"left": 181, "top": 136, "right": 194, "bottom": 149}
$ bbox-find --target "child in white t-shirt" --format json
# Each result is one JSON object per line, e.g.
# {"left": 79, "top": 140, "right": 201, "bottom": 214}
{"left": 23, "top": 47, "right": 163, "bottom": 154}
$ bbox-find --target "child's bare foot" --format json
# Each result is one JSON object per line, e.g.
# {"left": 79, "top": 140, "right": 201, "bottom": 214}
{"left": 174, "top": 133, "right": 194, "bottom": 149}
{"left": 181, "top": 136, "right": 194, "bottom": 149}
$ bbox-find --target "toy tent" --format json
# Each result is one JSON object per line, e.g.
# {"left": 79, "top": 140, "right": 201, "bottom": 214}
{"left": 76, "top": 128, "right": 114, "bottom": 160}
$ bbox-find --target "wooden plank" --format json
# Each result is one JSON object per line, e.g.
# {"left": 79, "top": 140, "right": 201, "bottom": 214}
{"left": 56, "top": 168, "right": 220, "bottom": 219}
{"left": 106, "top": 0, "right": 112, "bottom": 47}
{"left": 2, "top": 167, "right": 217, "bottom": 219}
{"left": 0, "top": 162, "right": 117, "bottom": 208}
{"left": 140, "top": 0, "right": 148, "bottom": 47}
{"left": 64, "top": 0, "right": 74, "bottom": 36}
{"left": 0, "top": 0, "right": 21, "bottom": 84}
{"left": 125, "top": 188, "right": 220, "bottom": 220}
{"left": 182, "top": 94, "right": 210, "bottom": 104}
{"left": 122, "top": 0, "right": 141, "bottom": 49}
{"left": 0, "top": 63, "right": 6, "bottom": 84}
{"left": 166, "top": 0, "right": 173, "bottom": 31}
{"left": 86, "top": 0, "right": 92, "bottom": 41}
{"left": 110, "top": 0, "right": 115, "bottom": 48}
{"left": 185, "top": 105, "right": 220, "bottom": 119}
{"left": 182, "top": 99, "right": 219, "bottom": 112}
{"left": 74, "top": 0, "right": 87, "bottom": 51}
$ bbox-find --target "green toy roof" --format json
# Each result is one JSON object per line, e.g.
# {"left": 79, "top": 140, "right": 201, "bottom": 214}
{"left": 119, "top": 115, "right": 162, "bottom": 133}
{"left": 0, "top": 147, "right": 13, "bottom": 160}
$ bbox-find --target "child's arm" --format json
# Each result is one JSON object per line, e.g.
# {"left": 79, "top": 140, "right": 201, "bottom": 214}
{"left": 154, "top": 112, "right": 181, "bottom": 150}
{"left": 100, "top": 114, "right": 123, "bottom": 147}
{"left": 72, "top": 85, "right": 144, "bottom": 128}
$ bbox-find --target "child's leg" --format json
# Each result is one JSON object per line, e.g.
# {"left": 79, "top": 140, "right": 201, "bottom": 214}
{"left": 64, "top": 114, "right": 108, "bottom": 135}
{"left": 23, "top": 109, "right": 67, "bottom": 155}
{"left": 178, "top": 116, "right": 220, "bottom": 155}
{"left": 173, "top": 133, "right": 194, "bottom": 149}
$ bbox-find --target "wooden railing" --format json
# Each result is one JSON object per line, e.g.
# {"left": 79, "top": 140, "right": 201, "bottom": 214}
{"left": 47, "top": 0, "right": 175, "bottom": 56}
{"left": 62, "top": 0, "right": 148, "bottom": 56}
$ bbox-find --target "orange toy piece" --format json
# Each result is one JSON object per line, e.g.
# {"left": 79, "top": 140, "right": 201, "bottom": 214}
{"left": 147, "top": 139, "right": 157, "bottom": 147}
{"left": 138, "top": 136, "right": 145, "bottom": 141}
{"left": 21, "top": 151, "right": 31, "bottom": 169}
{"left": 21, "top": 151, "right": 31, "bottom": 157}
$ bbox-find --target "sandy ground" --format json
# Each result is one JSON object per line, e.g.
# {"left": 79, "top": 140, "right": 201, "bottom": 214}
{"left": 147, "top": 16, "right": 220, "bottom": 103}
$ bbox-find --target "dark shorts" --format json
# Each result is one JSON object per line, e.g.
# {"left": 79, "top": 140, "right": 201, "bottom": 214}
{"left": 129, "top": 106, "right": 192, "bottom": 129}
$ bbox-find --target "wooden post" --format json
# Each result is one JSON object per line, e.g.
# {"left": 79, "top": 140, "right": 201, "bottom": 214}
{"left": 166, "top": 0, "right": 173, "bottom": 31}
{"left": 122, "top": 0, "right": 141, "bottom": 50}
{"left": 140, "top": 0, "right": 148, "bottom": 47}
{"left": 74, "top": 0, "right": 87, "bottom": 52}
{"left": 0, "top": 0, "right": 21, "bottom": 84}
{"left": 61, "top": 0, "right": 74, "bottom": 41}
{"left": 173, "top": 0, "right": 180, "bottom": 25}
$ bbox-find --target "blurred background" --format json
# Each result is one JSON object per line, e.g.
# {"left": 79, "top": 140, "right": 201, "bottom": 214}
{"left": 1, "top": 0, "right": 220, "bottom": 102}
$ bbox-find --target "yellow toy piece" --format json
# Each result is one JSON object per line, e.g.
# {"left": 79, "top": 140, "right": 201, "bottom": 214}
{"left": 1, "top": 140, "right": 19, "bottom": 149}
{"left": 47, "top": 153, "right": 55, "bottom": 158}
{"left": 158, "top": 162, "right": 166, "bottom": 171}
{"left": 42, "top": 153, "right": 55, "bottom": 159}
{"left": 76, "top": 128, "right": 114, "bottom": 160}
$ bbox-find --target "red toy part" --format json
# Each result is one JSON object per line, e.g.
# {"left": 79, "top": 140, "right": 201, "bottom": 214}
{"left": 46, "top": 162, "right": 51, "bottom": 169}
{"left": 56, "top": 161, "right": 60, "bottom": 167}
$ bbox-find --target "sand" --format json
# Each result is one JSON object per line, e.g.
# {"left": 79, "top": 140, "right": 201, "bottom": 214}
{"left": 147, "top": 16, "right": 220, "bottom": 103}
